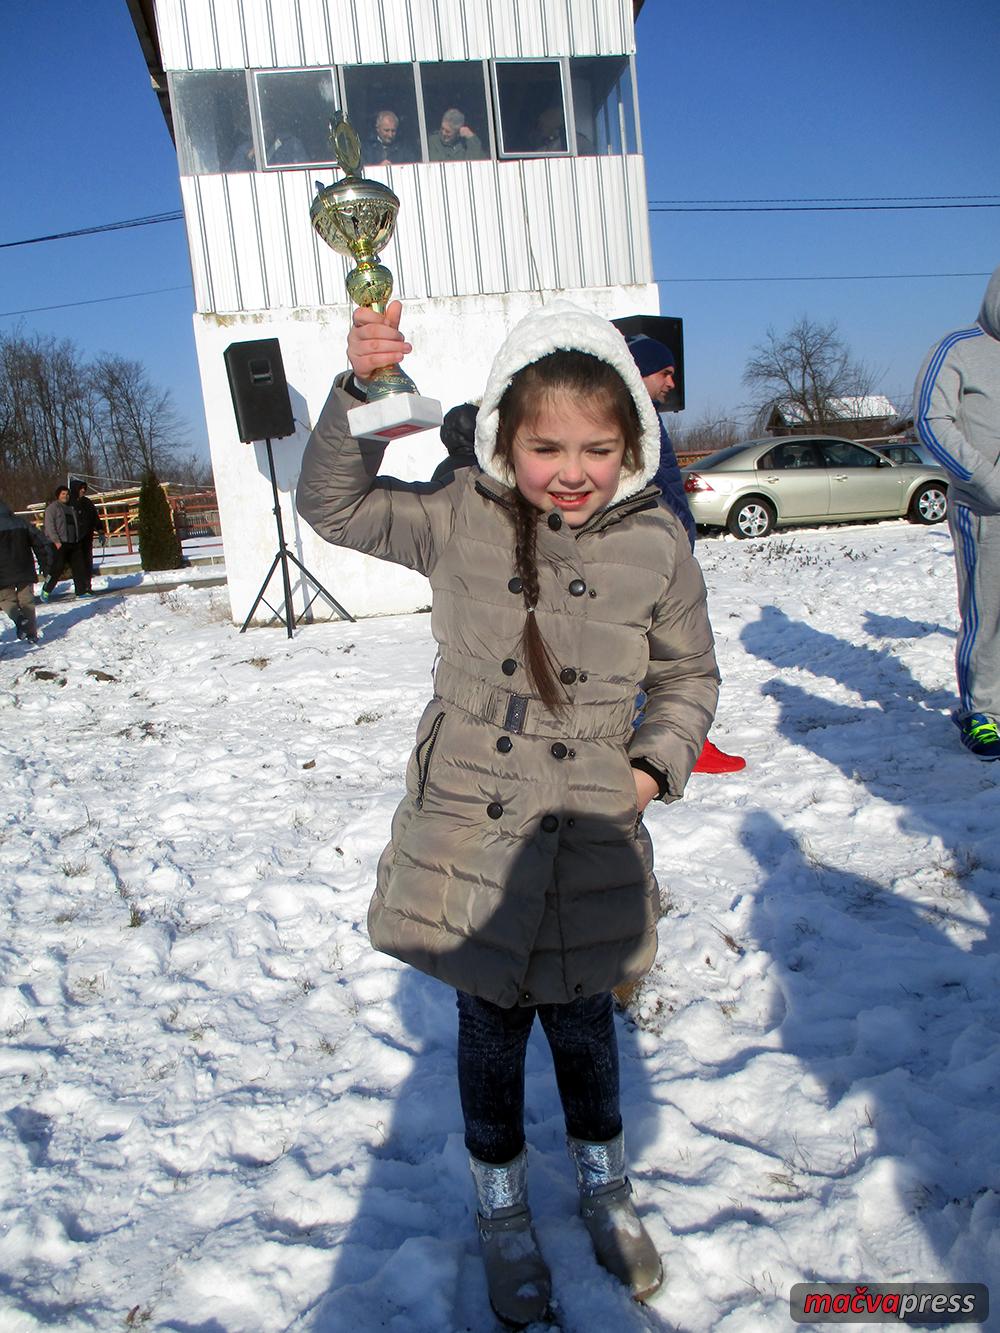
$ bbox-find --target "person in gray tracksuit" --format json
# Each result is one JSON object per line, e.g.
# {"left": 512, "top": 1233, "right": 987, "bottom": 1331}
{"left": 914, "top": 264, "right": 1000, "bottom": 760}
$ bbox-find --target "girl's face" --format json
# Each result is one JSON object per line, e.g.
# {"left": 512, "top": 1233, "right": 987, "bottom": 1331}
{"left": 511, "top": 390, "right": 626, "bottom": 527}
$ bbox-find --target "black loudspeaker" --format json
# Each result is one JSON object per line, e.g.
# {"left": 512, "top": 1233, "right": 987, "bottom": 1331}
{"left": 612, "top": 315, "right": 685, "bottom": 413}
{"left": 224, "top": 339, "right": 296, "bottom": 442}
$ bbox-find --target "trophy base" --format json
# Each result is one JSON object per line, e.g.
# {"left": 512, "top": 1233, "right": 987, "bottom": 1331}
{"left": 348, "top": 394, "right": 444, "bottom": 443}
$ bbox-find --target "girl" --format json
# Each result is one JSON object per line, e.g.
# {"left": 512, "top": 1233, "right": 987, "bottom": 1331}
{"left": 298, "top": 301, "right": 719, "bottom": 1326}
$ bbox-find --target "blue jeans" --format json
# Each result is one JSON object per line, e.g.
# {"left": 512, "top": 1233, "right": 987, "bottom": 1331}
{"left": 456, "top": 990, "right": 622, "bottom": 1164}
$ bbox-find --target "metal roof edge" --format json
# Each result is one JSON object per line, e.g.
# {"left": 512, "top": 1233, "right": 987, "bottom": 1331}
{"left": 124, "top": 0, "right": 174, "bottom": 141}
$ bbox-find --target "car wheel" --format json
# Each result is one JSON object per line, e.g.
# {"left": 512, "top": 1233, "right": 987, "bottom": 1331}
{"left": 908, "top": 483, "right": 948, "bottom": 525}
{"left": 727, "top": 496, "right": 776, "bottom": 539}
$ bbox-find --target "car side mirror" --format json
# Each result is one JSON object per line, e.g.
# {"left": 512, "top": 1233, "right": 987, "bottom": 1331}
{"left": 877, "top": 457, "right": 893, "bottom": 467}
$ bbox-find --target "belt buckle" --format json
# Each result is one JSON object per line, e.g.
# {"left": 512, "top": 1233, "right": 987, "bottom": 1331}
{"left": 503, "top": 694, "right": 528, "bottom": 735}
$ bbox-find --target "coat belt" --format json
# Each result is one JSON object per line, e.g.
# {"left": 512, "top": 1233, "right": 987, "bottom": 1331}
{"left": 432, "top": 661, "right": 636, "bottom": 740}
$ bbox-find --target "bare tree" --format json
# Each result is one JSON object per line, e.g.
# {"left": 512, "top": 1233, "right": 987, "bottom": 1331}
{"left": 0, "top": 329, "right": 96, "bottom": 507}
{"left": 90, "top": 354, "right": 188, "bottom": 479}
{"left": 667, "top": 406, "right": 744, "bottom": 458}
{"left": 743, "top": 317, "right": 878, "bottom": 431}
{"left": 0, "top": 331, "right": 197, "bottom": 509}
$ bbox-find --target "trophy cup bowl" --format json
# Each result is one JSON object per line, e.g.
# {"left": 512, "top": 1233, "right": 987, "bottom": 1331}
{"left": 311, "top": 118, "right": 442, "bottom": 442}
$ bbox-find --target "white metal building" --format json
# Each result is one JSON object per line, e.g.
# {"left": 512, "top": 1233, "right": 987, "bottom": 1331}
{"left": 127, "top": 0, "right": 658, "bottom": 622}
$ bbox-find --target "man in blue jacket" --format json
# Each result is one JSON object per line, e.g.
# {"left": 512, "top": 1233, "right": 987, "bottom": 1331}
{"left": 623, "top": 334, "right": 697, "bottom": 548}
{"left": 915, "top": 264, "right": 1000, "bottom": 760}
{"left": 625, "top": 334, "right": 745, "bottom": 775}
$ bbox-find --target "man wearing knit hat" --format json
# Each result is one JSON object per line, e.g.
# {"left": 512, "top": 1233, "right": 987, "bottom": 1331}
{"left": 625, "top": 333, "right": 746, "bottom": 776}
{"left": 624, "top": 334, "right": 697, "bottom": 548}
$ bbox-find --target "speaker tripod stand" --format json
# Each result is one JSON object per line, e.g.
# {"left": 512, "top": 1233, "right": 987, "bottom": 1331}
{"left": 240, "top": 437, "right": 354, "bottom": 637}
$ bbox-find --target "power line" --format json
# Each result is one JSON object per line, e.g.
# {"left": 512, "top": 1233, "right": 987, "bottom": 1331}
{"left": 0, "top": 286, "right": 191, "bottom": 318}
{"left": 0, "top": 211, "right": 184, "bottom": 250}
{"left": 655, "top": 271, "right": 991, "bottom": 284}
{"left": 649, "top": 193, "right": 1000, "bottom": 205}
{"left": 4, "top": 191, "right": 1000, "bottom": 251}
{"left": 1, "top": 269, "right": 988, "bottom": 319}
{"left": 650, "top": 202, "right": 1000, "bottom": 213}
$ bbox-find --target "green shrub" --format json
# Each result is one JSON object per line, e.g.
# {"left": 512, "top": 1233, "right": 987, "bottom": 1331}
{"left": 137, "top": 470, "right": 183, "bottom": 571}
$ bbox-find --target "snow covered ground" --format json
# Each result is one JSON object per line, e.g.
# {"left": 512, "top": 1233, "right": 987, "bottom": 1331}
{"left": 1, "top": 520, "right": 997, "bottom": 1332}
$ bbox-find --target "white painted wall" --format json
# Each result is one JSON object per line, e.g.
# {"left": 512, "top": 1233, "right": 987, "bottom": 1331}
{"left": 198, "top": 281, "right": 658, "bottom": 624}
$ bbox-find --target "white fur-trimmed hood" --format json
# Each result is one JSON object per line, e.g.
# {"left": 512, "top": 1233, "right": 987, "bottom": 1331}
{"left": 474, "top": 301, "right": 662, "bottom": 507}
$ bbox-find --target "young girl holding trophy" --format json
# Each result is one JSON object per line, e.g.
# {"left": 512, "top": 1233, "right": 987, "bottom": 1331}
{"left": 298, "top": 299, "right": 718, "bottom": 1326}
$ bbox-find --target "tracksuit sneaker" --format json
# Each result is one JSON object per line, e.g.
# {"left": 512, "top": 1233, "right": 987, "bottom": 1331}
{"left": 958, "top": 713, "right": 1000, "bottom": 760}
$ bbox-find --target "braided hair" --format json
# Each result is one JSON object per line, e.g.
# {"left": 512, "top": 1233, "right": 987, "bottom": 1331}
{"left": 494, "top": 350, "right": 642, "bottom": 709}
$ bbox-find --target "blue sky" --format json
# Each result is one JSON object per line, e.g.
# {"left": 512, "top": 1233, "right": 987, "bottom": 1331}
{"left": 2, "top": 1, "right": 998, "bottom": 460}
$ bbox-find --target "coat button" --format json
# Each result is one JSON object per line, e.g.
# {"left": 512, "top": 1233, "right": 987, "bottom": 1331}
{"left": 521, "top": 991, "right": 532, "bottom": 1003}
{"left": 508, "top": 577, "right": 523, "bottom": 593}
{"left": 547, "top": 512, "right": 562, "bottom": 530}
{"left": 540, "top": 814, "right": 559, "bottom": 832}
{"left": 550, "top": 742, "right": 568, "bottom": 759}
{"left": 496, "top": 736, "right": 513, "bottom": 753}
{"left": 567, "top": 817, "right": 576, "bottom": 827}
{"left": 487, "top": 802, "right": 504, "bottom": 819}
{"left": 574, "top": 983, "right": 583, "bottom": 995}
{"left": 568, "top": 579, "right": 586, "bottom": 596}
{"left": 589, "top": 589, "right": 597, "bottom": 598}
{"left": 579, "top": 672, "right": 588, "bottom": 683}
{"left": 559, "top": 667, "right": 577, "bottom": 685}
{"left": 501, "top": 658, "right": 517, "bottom": 676}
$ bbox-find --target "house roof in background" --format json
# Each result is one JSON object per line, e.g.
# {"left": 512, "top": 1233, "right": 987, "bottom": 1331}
{"left": 773, "top": 395, "right": 898, "bottom": 424}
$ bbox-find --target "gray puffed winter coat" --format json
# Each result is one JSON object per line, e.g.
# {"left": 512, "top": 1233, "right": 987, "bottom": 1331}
{"left": 298, "top": 303, "right": 719, "bottom": 1007}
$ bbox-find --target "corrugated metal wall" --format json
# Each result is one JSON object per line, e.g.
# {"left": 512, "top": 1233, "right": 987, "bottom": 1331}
{"left": 181, "top": 155, "right": 651, "bottom": 313}
{"left": 159, "top": 0, "right": 650, "bottom": 314}
{"left": 155, "top": 0, "right": 635, "bottom": 69}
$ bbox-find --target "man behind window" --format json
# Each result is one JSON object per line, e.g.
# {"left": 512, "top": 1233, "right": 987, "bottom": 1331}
{"left": 428, "top": 108, "right": 485, "bottom": 162}
{"left": 364, "top": 109, "right": 414, "bottom": 167}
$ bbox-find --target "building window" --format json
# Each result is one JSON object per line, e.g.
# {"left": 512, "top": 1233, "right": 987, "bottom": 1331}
{"left": 569, "top": 57, "right": 637, "bottom": 156}
{"left": 255, "top": 69, "right": 339, "bottom": 168}
{"left": 420, "top": 62, "right": 491, "bottom": 162}
{"left": 493, "top": 60, "right": 568, "bottom": 157}
{"left": 171, "top": 70, "right": 253, "bottom": 175}
{"left": 343, "top": 64, "right": 422, "bottom": 167}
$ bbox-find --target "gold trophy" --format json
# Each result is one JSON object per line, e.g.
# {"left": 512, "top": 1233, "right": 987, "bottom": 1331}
{"left": 311, "top": 116, "right": 442, "bottom": 442}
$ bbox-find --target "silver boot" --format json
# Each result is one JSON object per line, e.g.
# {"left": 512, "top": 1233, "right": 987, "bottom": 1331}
{"left": 470, "top": 1148, "right": 552, "bottom": 1328}
{"left": 567, "top": 1132, "right": 663, "bottom": 1301}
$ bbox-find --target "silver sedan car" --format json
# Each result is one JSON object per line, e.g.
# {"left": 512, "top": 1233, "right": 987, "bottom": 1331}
{"left": 680, "top": 435, "right": 949, "bottom": 539}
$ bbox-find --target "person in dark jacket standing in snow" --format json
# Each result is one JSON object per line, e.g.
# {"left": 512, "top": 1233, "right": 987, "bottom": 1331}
{"left": 625, "top": 333, "right": 746, "bottom": 776}
{"left": 69, "top": 479, "right": 104, "bottom": 595}
{"left": 0, "top": 500, "right": 54, "bottom": 643}
{"left": 623, "top": 334, "right": 697, "bottom": 548}
{"left": 915, "top": 263, "right": 1000, "bottom": 760}
{"left": 41, "top": 485, "right": 88, "bottom": 601}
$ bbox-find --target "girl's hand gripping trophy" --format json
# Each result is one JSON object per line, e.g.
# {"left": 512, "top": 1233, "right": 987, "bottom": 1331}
{"left": 310, "top": 115, "right": 442, "bottom": 442}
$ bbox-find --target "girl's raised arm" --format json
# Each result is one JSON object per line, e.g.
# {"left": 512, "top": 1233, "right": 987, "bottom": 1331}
{"left": 297, "top": 377, "right": 457, "bottom": 577}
